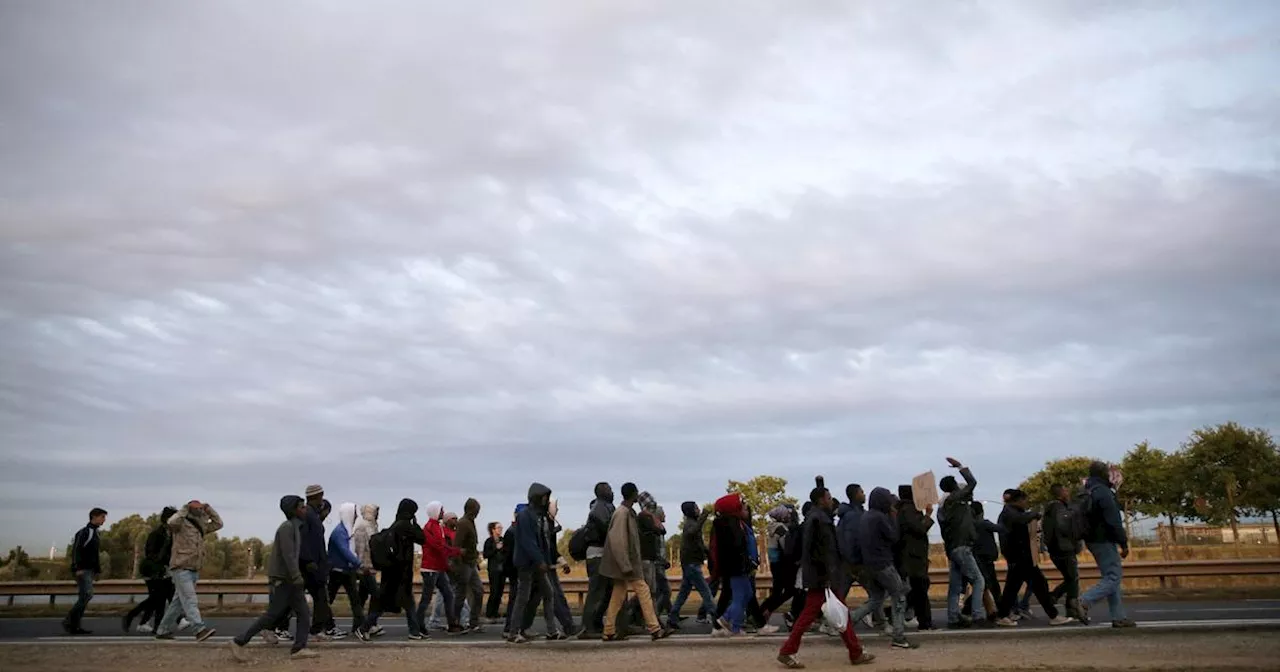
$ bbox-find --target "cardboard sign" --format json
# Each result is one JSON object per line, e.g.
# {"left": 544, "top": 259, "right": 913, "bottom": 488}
{"left": 912, "top": 471, "right": 939, "bottom": 511}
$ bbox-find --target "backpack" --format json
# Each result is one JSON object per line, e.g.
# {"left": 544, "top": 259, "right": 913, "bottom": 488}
{"left": 369, "top": 528, "right": 398, "bottom": 571}
{"left": 568, "top": 525, "right": 590, "bottom": 562}
{"left": 1066, "top": 487, "right": 1098, "bottom": 543}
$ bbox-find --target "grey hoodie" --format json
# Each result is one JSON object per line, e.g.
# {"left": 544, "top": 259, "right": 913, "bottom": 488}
{"left": 269, "top": 495, "right": 305, "bottom": 584}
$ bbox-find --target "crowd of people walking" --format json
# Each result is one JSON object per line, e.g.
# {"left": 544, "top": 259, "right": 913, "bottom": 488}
{"left": 64, "top": 458, "right": 1134, "bottom": 667}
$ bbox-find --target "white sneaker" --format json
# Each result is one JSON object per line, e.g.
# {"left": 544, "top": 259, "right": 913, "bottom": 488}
{"left": 291, "top": 649, "right": 319, "bottom": 660}
{"left": 758, "top": 624, "right": 780, "bottom": 634}
{"left": 996, "top": 617, "right": 1018, "bottom": 627}
{"left": 369, "top": 625, "right": 385, "bottom": 638}
{"left": 259, "top": 630, "right": 279, "bottom": 645}
{"left": 861, "top": 614, "right": 873, "bottom": 628}
{"left": 905, "top": 618, "right": 918, "bottom": 628}
{"left": 178, "top": 618, "right": 190, "bottom": 631}
{"left": 882, "top": 624, "right": 894, "bottom": 635}
{"left": 1048, "top": 615, "right": 1076, "bottom": 626}
{"left": 136, "top": 624, "right": 154, "bottom": 634}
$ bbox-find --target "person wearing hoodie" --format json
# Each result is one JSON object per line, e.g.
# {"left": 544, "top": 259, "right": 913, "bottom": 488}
{"left": 522, "top": 497, "right": 577, "bottom": 636}
{"left": 937, "top": 457, "right": 986, "bottom": 628}
{"left": 124, "top": 506, "right": 176, "bottom": 634}
{"left": 325, "top": 502, "right": 366, "bottom": 636}
{"left": 834, "top": 484, "right": 865, "bottom": 601}
{"left": 229, "top": 496, "right": 317, "bottom": 661}
{"left": 668, "top": 501, "right": 715, "bottom": 629}
{"left": 579, "top": 482, "right": 618, "bottom": 639}
{"left": 962, "top": 501, "right": 1003, "bottom": 621}
{"left": 1044, "top": 484, "right": 1083, "bottom": 619}
{"left": 758, "top": 505, "right": 800, "bottom": 634}
{"left": 895, "top": 485, "right": 935, "bottom": 631}
{"left": 995, "top": 490, "right": 1073, "bottom": 627}
{"left": 849, "top": 487, "right": 916, "bottom": 649}
{"left": 416, "top": 501, "right": 460, "bottom": 636}
{"left": 708, "top": 493, "right": 752, "bottom": 636}
{"left": 291, "top": 485, "right": 335, "bottom": 640}
{"left": 1079, "top": 461, "right": 1135, "bottom": 628}
{"left": 508, "top": 483, "right": 564, "bottom": 643}
{"left": 351, "top": 504, "right": 380, "bottom": 631}
{"left": 501, "top": 504, "right": 525, "bottom": 638}
{"left": 483, "top": 521, "right": 507, "bottom": 620}
{"left": 452, "top": 498, "right": 485, "bottom": 633}
{"left": 357, "top": 498, "right": 427, "bottom": 641}
{"left": 600, "top": 482, "right": 673, "bottom": 642}
{"left": 777, "top": 486, "right": 874, "bottom": 669}
{"left": 64, "top": 507, "right": 106, "bottom": 635}
{"left": 154, "top": 500, "right": 221, "bottom": 642}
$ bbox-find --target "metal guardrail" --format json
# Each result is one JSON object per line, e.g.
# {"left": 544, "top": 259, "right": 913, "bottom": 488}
{"left": 3, "top": 559, "right": 1277, "bottom": 608}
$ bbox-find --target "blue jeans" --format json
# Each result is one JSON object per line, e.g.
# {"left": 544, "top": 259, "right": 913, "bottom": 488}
{"left": 64, "top": 570, "right": 95, "bottom": 629}
{"left": 415, "top": 571, "right": 455, "bottom": 632}
{"left": 723, "top": 575, "right": 752, "bottom": 633}
{"left": 669, "top": 564, "right": 717, "bottom": 625}
{"left": 1081, "top": 543, "right": 1126, "bottom": 621}
{"left": 158, "top": 569, "right": 205, "bottom": 635}
{"left": 947, "top": 546, "right": 985, "bottom": 624}
{"left": 850, "top": 565, "right": 907, "bottom": 639}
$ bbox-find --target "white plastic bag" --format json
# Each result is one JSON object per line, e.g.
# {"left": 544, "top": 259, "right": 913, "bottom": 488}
{"left": 822, "top": 588, "right": 849, "bottom": 633}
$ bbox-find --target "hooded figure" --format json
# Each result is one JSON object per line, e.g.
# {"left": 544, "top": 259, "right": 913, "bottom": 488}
{"left": 455, "top": 498, "right": 482, "bottom": 566}
{"left": 709, "top": 494, "right": 750, "bottom": 581}
{"left": 140, "top": 506, "right": 179, "bottom": 579}
{"left": 327, "top": 502, "right": 362, "bottom": 573}
{"left": 267, "top": 496, "right": 305, "bottom": 585}
{"left": 857, "top": 487, "right": 900, "bottom": 571}
{"left": 514, "top": 483, "right": 553, "bottom": 569}
{"left": 895, "top": 485, "right": 933, "bottom": 578}
{"left": 353, "top": 505, "right": 379, "bottom": 573}
{"left": 422, "top": 501, "right": 460, "bottom": 573}
{"left": 379, "top": 498, "right": 425, "bottom": 614}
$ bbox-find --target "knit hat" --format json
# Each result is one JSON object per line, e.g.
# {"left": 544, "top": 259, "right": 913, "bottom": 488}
{"left": 305, "top": 484, "right": 324, "bottom": 498}
{"left": 638, "top": 491, "right": 657, "bottom": 512}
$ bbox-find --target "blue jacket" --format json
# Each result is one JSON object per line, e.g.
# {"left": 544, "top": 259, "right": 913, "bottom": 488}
{"left": 298, "top": 504, "right": 329, "bottom": 578}
{"left": 857, "top": 487, "right": 900, "bottom": 570}
{"left": 1085, "top": 475, "right": 1128, "bottom": 550}
{"left": 836, "top": 501, "right": 864, "bottom": 565}
{"left": 327, "top": 523, "right": 361, "bottom": 573}
{"left": 514, "top": 484, "right": 553, "bottom": 568}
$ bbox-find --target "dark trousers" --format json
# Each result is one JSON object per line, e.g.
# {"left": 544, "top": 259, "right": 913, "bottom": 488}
{"left": 759, "top": 567, "right": 800, "bottom": 617}
{"left": 963, "top": 556, "right": 1000, "bottom": 617}
{"left": 64, "top": 571, "right": 95, "bottom": 630}
{"left": 452, "top": 564, "right": 483, "bottom": 628}
{"left": 779, "top": 589, "right": 864, "bottom": 660}
{"left": 326, "top": 570, "right": 365, "bottom": 631}
{"left": 999, "top": 562, "right": 1059, "bottom": 619}
{"left": 581, "top": 557, "right": 614, "bottom": 633}
{"left": 1049, "top": 553, "right": 1080, "bottom": 612}
{"left": 235, "top": 581, "right": 309, "bottom": 653}
{"left": 304, "top": 573, "right": 332, "bottom": 634}
{"left": 485, "top": 566, "right": 508, "bottom": 618}
{"left": 510, "top": 566, "right": 559, "bottom": 635}
{"left": 126, "top": 578, "right": 174, "bottom": 629}
{"left": 357, "top": 573, "right": 378, "bottom": 615}
{"left": 906, "top": 574, "right": 933, "bottom": 628}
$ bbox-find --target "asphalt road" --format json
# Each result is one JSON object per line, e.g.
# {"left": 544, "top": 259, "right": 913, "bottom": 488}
{"left": 2, "top": 600, "right": 1278, "bottom": 643}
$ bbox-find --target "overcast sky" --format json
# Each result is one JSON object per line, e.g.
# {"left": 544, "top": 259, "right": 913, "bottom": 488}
{"left": 1, "top": 1, "right": 1278, "bottom": 552}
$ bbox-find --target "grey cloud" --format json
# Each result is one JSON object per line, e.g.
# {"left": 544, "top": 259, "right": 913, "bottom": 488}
{"left": 2, "top": 1, "right": 1279, "bottom": 547}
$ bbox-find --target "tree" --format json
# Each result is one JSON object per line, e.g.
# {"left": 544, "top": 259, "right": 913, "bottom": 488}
{"left": 1018, "top": 456, "right": 1100, "bottom": 507}
{"left": 1181, "top": 422, "right": 1276, "bottom": 541}
{"left": 726, "top": 475, "right": 798, "bottom": 539}
{"left": 1120, "top": 442, "right": 1190, "bottom": 543}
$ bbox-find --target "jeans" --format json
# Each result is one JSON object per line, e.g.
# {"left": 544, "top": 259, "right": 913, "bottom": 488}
{"left": 906, "top": 574, "right": 933, "bottom": 628}
{"left": 452, "top": 564, "right": 483, "bottom": 628}
{"left": 603, "top": 577, "right": 660, "bottom": 636}
{"left": 1049, "top": 553, "right": 1080, "bottom": 612}
{"left": 520, "top": 569, "right": 573, "bottom": 632}
{"left": 850, "top": 565, "right": 907, "bottom": 639}
{"left": 1000, "top": 562, "right": 1058, "bottom": 619}
{"left": 779, "top": 589, "right": 863, "bottom": 660}
{"left": 1081, "top": 542, "right": 1126, "bottom": 621}
{"left": 669, "top": 563, "right": 717, "bottom": 625}
{"left": 326, "top": 571, "right": 366, "bottom": 631}
{"left": 582, "top": 556, "right": 614, "bottom": 633}
{"left": 126, "top": 577, "right": 174, "bottom": 630}
{"left": 510, "top": 567, "right": 560, "bottom": 636}
{"left": 415, "top": 571, "right": 456, "bottom": 632}
{"left": 236, "top": 581, "right": 310, "bottom": 653}
{"left": 485, "top": 566, "right": 508, "bottom": 619}
{"left": 947, "top": 546, "right": 985, "bottom": 624}
{"left": 64, "top": 570, "right": 95, "bottom": 629}
{"left": 158, "top": 569, "right": 205, "bottom": 635}
{"left": 433, "top": 591, "right": 470, "bottom": 626}
{"left": 723, "top": 575, "right": 753, "bottom": 633}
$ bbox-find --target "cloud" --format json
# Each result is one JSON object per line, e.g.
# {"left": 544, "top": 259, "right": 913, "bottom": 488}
{"left": 1, "top": 1, "right": 1278, "bottom": 547}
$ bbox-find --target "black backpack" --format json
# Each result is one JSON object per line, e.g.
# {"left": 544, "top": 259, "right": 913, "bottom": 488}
{"left": 782, "top": 523, "right": 804, "bottom": 565}
{"left": 1066, "top": 486, "right": 1098, "bottom": 543}
{"left": 369, "top": 528, "right": 399, "bottom": 571}
{"left": 568, "top": 525, "right": 590, "bottom": 562}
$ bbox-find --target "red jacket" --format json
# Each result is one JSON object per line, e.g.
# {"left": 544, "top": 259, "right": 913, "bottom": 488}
{"left": 421, "top": 519, "right": 461, "bottom": 571}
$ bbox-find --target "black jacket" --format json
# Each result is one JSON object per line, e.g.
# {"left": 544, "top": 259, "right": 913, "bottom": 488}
{"left": 998, "top": 504, "right": 1041, "bottom": 565}
{"left": 638, "top": 511, "right": 663, "bottom": 562}
{"left": 895, "top": 497, "right": 934, "bottom": 578}
{"left": 939, "top": 467, "right": 978, "bottom": 552}
{"left": 711, "top": 515, "right": 750, "bottom": 579}
{"left": 140, "top": 523, "right": 172, "bottom": 579}
{"left": 858, "top": 487, "right": 899, "bottom": 571}
{"left": 482, "top": 537, "right": 503, "bottom": 574}
{"left": 835, "top": 502, "right": 864, "bottom": 566}
{"left": 974, "top": 518, "right": 1004, "bottom": 560}
{"left": 679, "top": 511, "right": 710, "bottom": 566}
{"left": 69, "top": 523, "right": 101, "bottom": 574}
{"left": 1085, "top": 476, "right": 1129, "bottom": 550}
{"left": 799, "top": 507, "right": 840, "bottom": 590}
{"left": 378, "top": 499, "right": 426, "bottom": 614}
{"left": 298, "top": 503, "right": 329, "bottom": 578}
{"left": 1042, "top": 500, "right": 1078, "bottom": 555}
{"left": 501, "top": 527, "right": 518, "bottom": 579}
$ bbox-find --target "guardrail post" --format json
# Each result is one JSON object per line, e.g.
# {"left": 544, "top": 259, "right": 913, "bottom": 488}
{"left": 217, "top": 593, "right": 224, "bottom": 608}
{"left": 6, "top": 596, "right": 12, "bottom": 607}
{"left": 49, "top": 594, "right": 56, "bottom": 606}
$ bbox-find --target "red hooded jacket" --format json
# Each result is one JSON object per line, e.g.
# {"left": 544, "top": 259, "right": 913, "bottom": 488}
{"left": 421, "top": 518, "right": 461, "bottom": 571}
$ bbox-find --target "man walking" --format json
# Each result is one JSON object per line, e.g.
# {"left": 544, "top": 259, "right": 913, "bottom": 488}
{"left": 938, "top": 457, "right": 986, "bottom": 628}
{"left": 579, "top": 482, "right": 617, "bottom": 639}
{"left": 452, "top": 498, "right": 485, "bottom": 633}
{"left": 357, "top": 498, "right": 426, "bottom": 641}
{"left": 995, "top": 490, "right": 1073, "bottom": 627}
{"left": 296, "top": 485, "right": 338, "bottom": 639}
{"left": 124, "top": 506, "right": 177, "bottom": 634}
{"left": 849, "top": 487, "right": 916, "bottom": 649}
{"left": 155, "top": 501, "right": 221, "bottom": 641}
{"left": 1044, "top": 484, "right": 1083, "bottom": 620}
{"left": 600, "top": 483, "right": 673, "bottom": 642}
{"left": 777, "top": 486, "right": 874, "bottom": 669}
{"left": 668, "top": 500, "right": 715, "bottom": 629}
{"left": 896, "top": 485, "right": 935, "bottom": 631}
{"left": 507, "top": 483, "right": 564, "bottom": 643}
{"left": 1079, "top": 462, "right": 1136, "bottom": 628}
{"left": 327, "top": 502, "right": 367, "bottom": 636}
{"left": 64, "top": 508, "right": 107, "bottom": 635}
{"left": 229, "top": 496, "right": 318, "bottom": 661}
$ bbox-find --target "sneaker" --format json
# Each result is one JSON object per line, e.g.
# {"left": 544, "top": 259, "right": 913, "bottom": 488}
{"left": 783, "top": 613, "right": 796, "bottom": 630}
{"left": 1077, "top": 601, "right": 1091, "bottom": 626}
{"left": 695, "top": 615, "right": 711, "bottom": 625}
{"left": 195, "top": 627, "right": 216, "bottom": 642}
{"left": 651, "top": 627, "right": 674, "bottom": 641}
{"left": 546, "top": 631, "right": 567, "bottom": 641}
{"left": 882, "top": 624, "right": 894, "bottom": 636}
{"left": 407, "top": 632, "right": 426, "bottom": 641}
{"left": 861, "top": 614, "right": 874, "bottom": 628}
{"left": 178, "top": 618, "right": 191, "bottom": 631}
{"left": 228, "top": 640, "right": 249, "bottom": 662}
{"left": 325, "top": 627, "right": 348, "bottom": 639}
{"left": 1112, "top": 619, "right": 1137, "bottom": 628}
{"left": 711, "top": 627, "right": 730, "bottom": 638}
{"left": 1048, "top": 615, "right": 1075, "bottom": 626}
{"left": 851, "top": 653, "right": 877, "bottom": 665}
{"left": 905, "top": 617, "right": 918, "bottom": 628}
{"left": 1017, "top": 609, "right": 1034, "bottom": 620}
{"left": 290, "top": 649, "right": 319, "bottom": 660}
{"left": 155, "top": 632, "right": 175, "bottom": 640}
{"left": 354, "top": 628, "right": 370, "bottom": 643}
{"left": 510, "top": 633, "right": 530, "bottom": 644}
{"left": 275, "top": 628, "right": 293, "bottom": 641}
{"left": 995, "top": 617, "right": 1018, "bottom": 627}
{"left": 259, "top": 630, "right": 279, "bottom": 645}
{"left": 137, "top": 624, "right": 154, "bottom": 634}
{"left": 602, "top": 632, "right": 628, "bottom": 642}
{"left": 311, "top": 631, "right": 331, "bottom": 642}
{"left": 447, "top": 625, "right": 464, "bottom": 635}
{"left": 369, "top": 625, "right": 385, "bottom": 638}
{"left": 892, "top": 637, "right": 918, "bottom": 650}
{"left": 759, "top": 624, "right": 780, "bottom": 634}
{"left": 777, "top": 653, "right": 806, "bottom": 669}
{"left": 716, "top": 616, "right": 732, "bottom": 632}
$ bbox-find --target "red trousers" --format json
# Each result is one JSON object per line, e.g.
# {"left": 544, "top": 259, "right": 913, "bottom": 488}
{"left": 779, "top": 588, "right": 863, "bottom": 660}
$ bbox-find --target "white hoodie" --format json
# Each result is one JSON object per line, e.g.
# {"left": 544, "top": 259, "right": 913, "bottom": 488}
{"left": 339, "top": 502, "right": 359, "bottom": 557}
